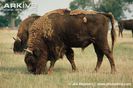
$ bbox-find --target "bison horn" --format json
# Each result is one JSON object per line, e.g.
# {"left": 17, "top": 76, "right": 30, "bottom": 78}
{"left": 24, "top": 48, "right": 33, "bottom": 54}
{"left": 13, "top": 37, "right": 21, "bottom": 41}
{"left": 13, "top": 37, "right": 16, "bottom": 40}
{"left": 16, "top": 37, "right": 21, "bottom": 42}
{"left": 83, "top": 17, "right": 87, "bottom": 23}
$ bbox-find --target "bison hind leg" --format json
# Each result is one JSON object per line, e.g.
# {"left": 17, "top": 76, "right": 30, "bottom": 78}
{"left": 93, "top": 40, "right": 116, "bottom": 74}
{"left": 103, "top": 49, "right": 116, "bottom": 74}
{"left": 100, "top": 44, "right": 116, "bottom": 74}
{"left": 93, "top": 43, "right": 104, "bottom": 72}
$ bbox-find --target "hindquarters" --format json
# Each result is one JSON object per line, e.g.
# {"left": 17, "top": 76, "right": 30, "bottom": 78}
{"left": 90, "top": 15, "right": 116, "bottom": 73}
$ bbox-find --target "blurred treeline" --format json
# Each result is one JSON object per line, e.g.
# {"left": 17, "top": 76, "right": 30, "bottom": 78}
{"left": 0, "top": 0, "right": 133, "bottom": 28}
{"left": 0, "top": 0, "right": 30, "bottom": 28}
{"left": 69, "top": 0, "right": 133, "bottom": 20}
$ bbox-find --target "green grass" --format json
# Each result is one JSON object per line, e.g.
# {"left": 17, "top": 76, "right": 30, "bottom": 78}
{"left": 0, "top": 30, "right": 133, "bottom": 88}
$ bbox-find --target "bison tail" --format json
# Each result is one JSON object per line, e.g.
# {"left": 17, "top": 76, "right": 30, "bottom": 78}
{"left": 108, "top": 13, "right": 116, "bottom": 52}
{"left": 99, "top": 12, "right": 116, "bottom": 52}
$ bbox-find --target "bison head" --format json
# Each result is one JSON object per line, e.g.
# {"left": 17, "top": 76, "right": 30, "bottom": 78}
{"left": 13, "top": 37, "right": 24, "bottom": 53}
{"left": 24, "top": 48, "right": 48, "bottom": 74}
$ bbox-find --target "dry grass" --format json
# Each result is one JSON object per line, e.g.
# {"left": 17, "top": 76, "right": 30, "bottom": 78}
{"left": 0, "top": 29, "right": 133, "bottom": 88}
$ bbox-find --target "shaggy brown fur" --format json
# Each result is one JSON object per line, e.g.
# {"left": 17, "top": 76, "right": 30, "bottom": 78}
{"left": 27, "top": 9, "right": 72, "bottom": 58}
{"left": 25, "top": 9, "right": 116, "bottom": 74}
{"left": 26, "top": 14, "right": 66, "bottom": 74}
{"left": 13, "top": 15, "right": 40, "bottom": 52}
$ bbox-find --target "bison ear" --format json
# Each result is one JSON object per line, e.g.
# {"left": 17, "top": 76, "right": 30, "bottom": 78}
{"left": 17, "top": 37, "right": 21, "bottom": 42}
{"left": 33, "top": 48, "right": 41, "bottom": 58}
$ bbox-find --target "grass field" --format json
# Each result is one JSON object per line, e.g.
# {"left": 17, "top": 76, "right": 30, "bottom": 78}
{"left": 0, "top": 29, "right": 133, "bottom": 88}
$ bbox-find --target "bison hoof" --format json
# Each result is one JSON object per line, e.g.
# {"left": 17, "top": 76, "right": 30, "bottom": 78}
{"left": 93, "top": 68, "right": 99, "bottom": 73}
{"left": 93, "top": 70, "right": 97, "bottom": 73}
{"left": 111, "top": 70, "right": 117, "bottom": 74}
{"left": 72, "top": 68, "right": 78, "bottom": 72}
{"left": 47, "top": 70, "right": 53, "bottom": 75}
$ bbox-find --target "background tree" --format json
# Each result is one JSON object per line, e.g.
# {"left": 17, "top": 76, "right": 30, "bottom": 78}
{"left": 0, "top": 15, "right": 8, "bottom": 27}
{"left": 15, "top": 16, "right": 22, "bottom": 27}
{"left": 69, "top": 0, "right": 133, "bottom": 20}
{"left": 69, "top": 0, "right": 96, "bottom": 10}
{"left": 30, "top": 13, "right": 39, "bottom": 16}
{"left": 0, "top": 0, "right": 30, "bottom": 28}
{"left": 97, "top": 0, "right": 133, "bottom": 20}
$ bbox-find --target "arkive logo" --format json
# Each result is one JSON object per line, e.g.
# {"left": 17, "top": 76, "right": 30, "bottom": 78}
{"left": 1, "top": 2, "right": 31, "bottom": 11}
{"left": 4, "top": 2, "right": 31, "bottom": 9}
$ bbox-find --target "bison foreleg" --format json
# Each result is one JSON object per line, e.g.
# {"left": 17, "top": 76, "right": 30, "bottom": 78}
{"left": 65, "top": 48, "right": 77, "bottom": 71}
{"left": 48, "top": 60, "right": 56, "bottom": 74}
{"left": 93, "top": 44, "right": 104, "bottom": 72}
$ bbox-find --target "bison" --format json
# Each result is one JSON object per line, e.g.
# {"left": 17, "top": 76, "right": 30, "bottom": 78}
{"left": 13, "top": 15, "right": 40, "bottom": 53}
{"left": 118, "top": 19, "right": 133, "bottom": 37}
{"left": 24, "top": 9, "right": 116, "bottom": 74}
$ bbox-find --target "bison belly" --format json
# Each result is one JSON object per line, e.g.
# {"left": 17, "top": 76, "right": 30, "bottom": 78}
{"left": 62, "top": 33, "right": 94, "bottom": 48}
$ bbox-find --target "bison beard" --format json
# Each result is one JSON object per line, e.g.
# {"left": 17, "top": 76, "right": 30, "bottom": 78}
{"left": 25, "top": 9, "right": 116, "bottom": 74}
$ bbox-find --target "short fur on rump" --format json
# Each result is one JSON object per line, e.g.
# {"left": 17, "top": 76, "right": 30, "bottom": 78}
{"left": 70, "top": 9, "right": 97, "bottom": 15}
{"left": 45, "top": 9, "right": 70, "bottom": 16}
